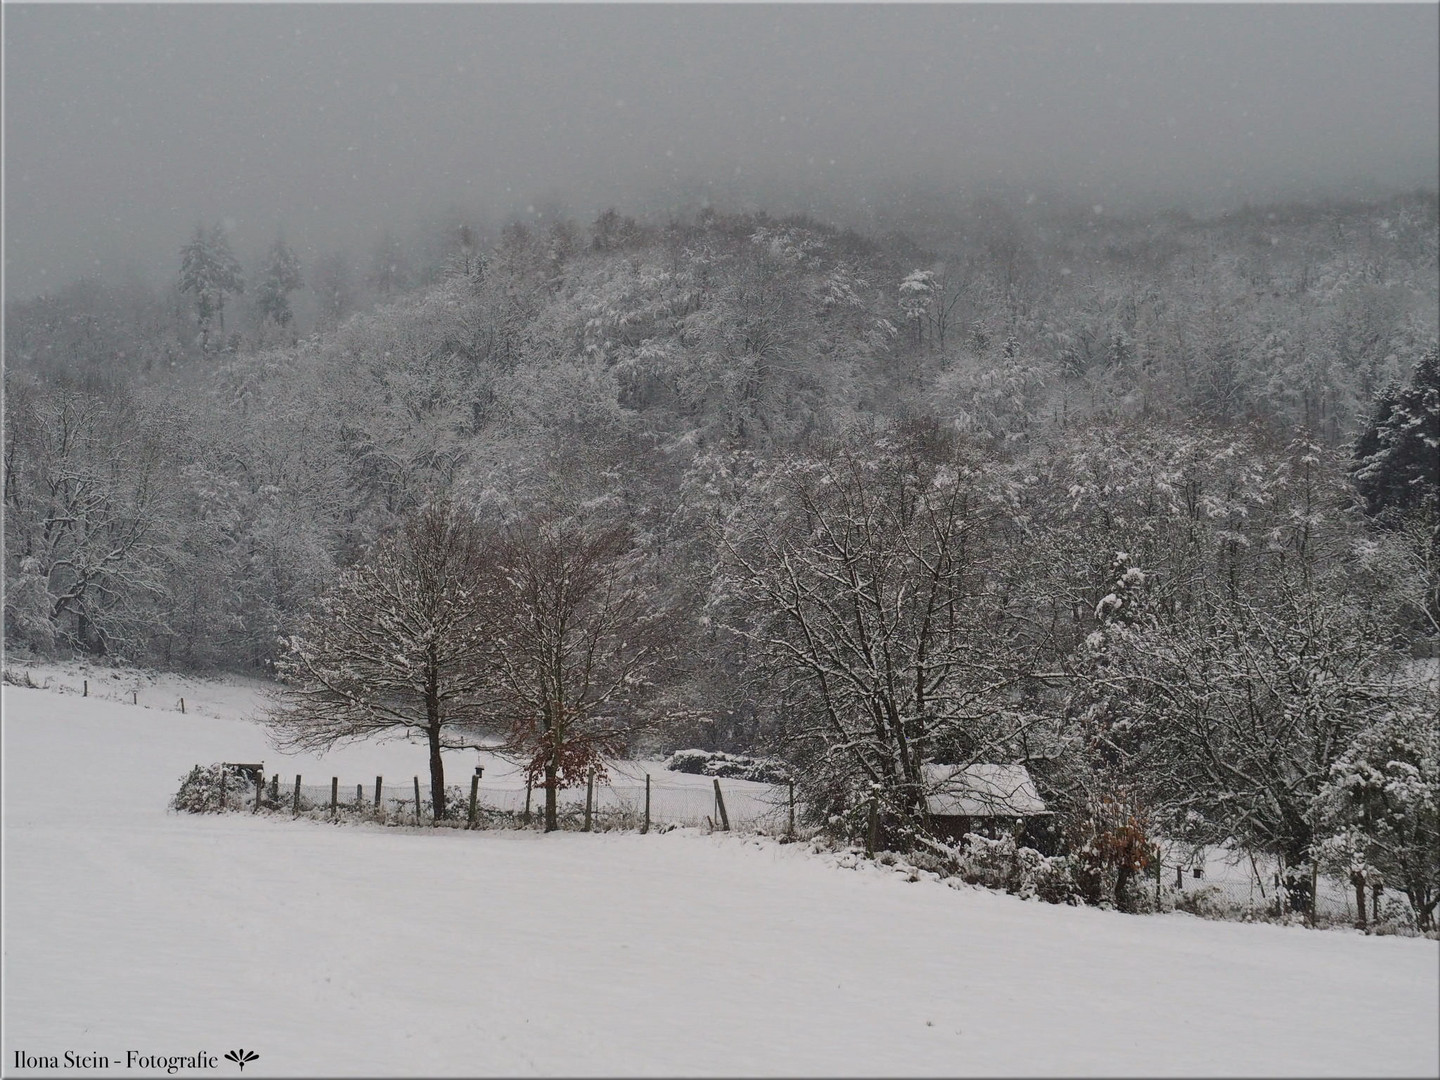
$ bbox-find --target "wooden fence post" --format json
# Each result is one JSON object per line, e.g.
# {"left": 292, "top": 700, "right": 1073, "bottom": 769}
{"left": 374, "top": 777, "right": 383, "bottom": 815}
{"left": 218, "top": 766, "right": 227, "bottom": 813}
{"left": 523, "top": 778, "right": 533, "bottom": 826}
{"left": 330, "top": 777, "right": 338, "bottom": 818}
{"left": 468, "top": 774, "right": 480, "bottom": 829}
{"left": 584, "top": 766, "right": 595, "bottom": 832}
{"left": 254, "top": 774, "right": 264, "bottom": 813}
{"left": 132, "top": 690, "right": 138, "bottom": 705}
{"left": 82, "top": 679, "right": 87, "bottom": 697}
{"left": 865, "top": 795, "right": 878, "bottom": 856}
{"left": 292, "top": 774, "right": 302, "bottom": 817}
{"left": 713, "top": 778, "right": 730, "bottom": 831}
{"left": 356, "top": 783, "right": 363, "bottom": 808}
{"left": 270, "top": 774, "right": 279, "bottom": 803}
{"left": 642, "top": 773, "right": 651, "bottom": 834}
{"left": 788, "top": 780, "right": 796, "bottom": 839}
{"left": 414, "top": 776, "right": 422, "bottom": 825}
{"left": 180, "top": 697, "right": 185, "bottom": 714}
{"left": 1351, "top": 871, "right": 1370, "bottom": 930}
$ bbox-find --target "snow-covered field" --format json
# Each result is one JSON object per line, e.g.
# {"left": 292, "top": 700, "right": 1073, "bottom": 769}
{"left": 3, "top": 673, "right": 1437, "bottom": 1077}
{"left": 0, "top": 660, "right": 783, "bottom": 827}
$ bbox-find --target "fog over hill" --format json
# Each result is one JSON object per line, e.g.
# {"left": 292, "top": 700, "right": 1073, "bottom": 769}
{"left": 5, "top": 2, "right": 1437, "bottom": 300}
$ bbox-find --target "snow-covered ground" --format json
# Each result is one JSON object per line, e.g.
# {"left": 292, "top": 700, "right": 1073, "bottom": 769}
{"left": 3, "top": 675, "right": 1437, "bottom": 1077}
{"left": 0, "top": 659, "right": 783, "bottom": 827}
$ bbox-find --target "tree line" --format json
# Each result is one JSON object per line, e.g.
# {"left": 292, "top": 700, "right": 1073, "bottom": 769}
{"left": 4, "top": 194, "right": 1437, "bottom": 923}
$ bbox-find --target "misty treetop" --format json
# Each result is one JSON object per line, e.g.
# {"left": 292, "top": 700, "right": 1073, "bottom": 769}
{"left": 178, "top": 223, "right": 245, "bottom": 353}
{"left": 254, "top": 235, "right": 304, "bottom": 332}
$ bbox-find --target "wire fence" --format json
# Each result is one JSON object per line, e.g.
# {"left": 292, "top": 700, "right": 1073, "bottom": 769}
{"left": 193, "top": 766, "right": 1402, "bottom": 930}
{"left": 205, "top": 766, "right": 795, "bottom": 835}
{"left": 1150, "top": 852, "right": 1373, "bottom": 925}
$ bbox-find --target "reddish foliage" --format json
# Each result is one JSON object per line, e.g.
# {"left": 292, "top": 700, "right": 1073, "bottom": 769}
{"left": 1088, "top": 797, "right": 1154, "bottom": 874}
{"left": 1069, "top": 793, "right": 1157, "bottom": 909}
{"left": 521, "top": 727, "right": 620, "bottom": 790}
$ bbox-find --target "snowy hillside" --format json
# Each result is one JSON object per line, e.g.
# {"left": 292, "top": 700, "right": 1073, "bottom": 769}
{"left": 3, "top": 680, "right": 1437, "bottom": 1077}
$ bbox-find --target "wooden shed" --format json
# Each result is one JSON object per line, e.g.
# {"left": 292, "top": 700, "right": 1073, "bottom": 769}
{"left": 922, "top": 763, "right": 1059, "bottom": 854}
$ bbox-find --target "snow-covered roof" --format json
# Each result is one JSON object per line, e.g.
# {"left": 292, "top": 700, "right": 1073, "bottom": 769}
{"left": 922, "top": 763, "right": 1049, "bottom": 817}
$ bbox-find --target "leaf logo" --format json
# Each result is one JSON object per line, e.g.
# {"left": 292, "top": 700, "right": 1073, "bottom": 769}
{"left": 224, "top": 1049, "right": 259, "bottom": 1071}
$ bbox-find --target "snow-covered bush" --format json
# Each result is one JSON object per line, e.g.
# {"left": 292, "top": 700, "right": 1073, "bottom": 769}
{"left": 1065, "top": 793, "right": 1156, "bottom": 912}
{"left": 1013, "top": 845, "right": 1081, "bottom": 905}
{"left": 956, "top": 832, "right": 1078, "bottom": 904}
{"left": 666, "top": 749, "right": 717, "bottom": 774}
{"left": 420, "top": 784, "right": 469, "bottom": 824}
{"left": 906, "top": 842, "right": 960, "bottom": 877}
{"left": 171, "top": 763, "right": 258, "bottom": 814}
{"left": 957, "top": 832, "right": 1018, "bottom": 889}
{"left": 664, "top": 748, "right": 790, "bottom": 784}
{"left": 1172, "top": 884, "right": 1235, "bottom": 921}
{"left": 2, "top": 666, "right": 42, "bottom": 688}
{"left": 1368, "top": 894, "right": 1421, "bottom": 937}
{"left": 3, "top": 558, "right": 56, "bottom": 656}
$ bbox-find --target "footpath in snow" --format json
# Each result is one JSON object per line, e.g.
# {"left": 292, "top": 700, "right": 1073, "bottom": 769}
{"left": 3, "top": 677, "right": 1437, "bottom": 1077}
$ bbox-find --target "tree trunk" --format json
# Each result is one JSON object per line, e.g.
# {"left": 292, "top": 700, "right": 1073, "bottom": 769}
{"left": 1414, "top": 892, "right": 1436, "bottom": 933}
{"left": 427, "top": 721, "right": 446, "bottom": 822}
{"left": 1280, "top": 850, "right": 1316, "bottom": 921}
{"left": 1115, "top": 863, "right": 1136, "bottom": 913}
{"left": 543, "top": 752, "right": 559, "bottom": 832}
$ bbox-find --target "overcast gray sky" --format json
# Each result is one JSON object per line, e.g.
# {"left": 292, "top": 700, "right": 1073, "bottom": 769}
{"left": 4, "top": 3, "right": 1437, "bottom": 299}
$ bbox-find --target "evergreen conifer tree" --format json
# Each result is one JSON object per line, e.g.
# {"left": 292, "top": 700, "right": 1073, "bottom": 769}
{"left": 178, "top": 223, "right": 245, "bottom": 351}
{"left": 255, "top": 233, "right": 303, "bottom": 328}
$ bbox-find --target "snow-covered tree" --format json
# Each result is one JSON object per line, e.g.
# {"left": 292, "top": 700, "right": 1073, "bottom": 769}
{"left": 897, "top": 269, "right": 936, "bottom": 349}
{"left": 1352, "top": 343, "right": 1440, "bottom": 643}
{"left": 1059, "top": 437, "right": 1415, "bottom": 915}
{"left": 1316, "top": 704, "right": 1440, "bottom": 930}
{"left": 487, "top": 516, "right": 667, "bottom": 832}
{"left": 2, "top": 377, "right": 174, "bottom": 658}
{"left": 1353, "top": 344, "right": 1440, "bottom": 520}
{"left": 254, "top": 234, "right": 304, "bottom": 329}
{"left": 897, "top": 266, "right": 964, "bottom": 352}
{"left": 310, "top": 249, "right": 356, "bottom": 330}
{"left": 716, "top": 433, "right": 1022, "bottom": 841}
{"left": 368, "top": 230, "right": 412, "bottom": 299}
{"left": 268, "top": 498, "right": 492, "bottom": 821}
{"left": 178, "top": 223, "right": 245, "bottom": 351}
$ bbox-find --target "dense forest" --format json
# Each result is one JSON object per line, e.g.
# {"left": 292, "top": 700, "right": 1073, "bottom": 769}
{"left": 5, "top": 191, "right": 1438, "bottom": 921}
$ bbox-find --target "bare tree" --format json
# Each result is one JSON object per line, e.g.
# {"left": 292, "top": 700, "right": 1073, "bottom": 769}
{"left": 3, "top": 377, "right": 171, "bottom": 658}
{"left": 716, "top": 434, "right": 1022, "bottom": 841}
{"left": 897, "top": 267, "right": 965, "bottom": 352}
{"left": 487, "top": 516, "right": 666, "bottom": 832}
{"left": 268, "top": 498, "right": 491, "bottom": 821}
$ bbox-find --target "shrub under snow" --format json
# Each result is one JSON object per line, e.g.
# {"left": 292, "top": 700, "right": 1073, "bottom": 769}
{"left": 664, "top": 748, "right": 790, "bottom": 784}
{"left": 171, "top": 763, "right": 262, "bottom": 814}
{"left": 956, "top": 832, "right": 1080, "bottom": 905}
